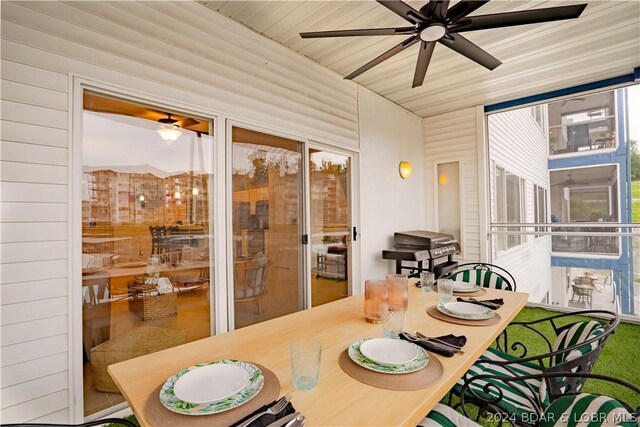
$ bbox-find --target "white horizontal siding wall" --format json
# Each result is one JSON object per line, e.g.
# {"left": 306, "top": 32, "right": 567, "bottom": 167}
{"left": 359, "top": 88, "right": 424, "bottom": 280}
{"left": 423, "top": 107, "right": 482, "bottom": 262}
{"left": 0, "top": 1, "right": 364, "bottom": 423}
{"left": 0, "top": 53, "right": 71, "bottom": 423}
{"left": 488, "top": 107, "right": 551, "bottom": 301}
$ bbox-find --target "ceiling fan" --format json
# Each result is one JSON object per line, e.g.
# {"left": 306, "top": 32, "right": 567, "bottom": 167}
{"left": 552, "top": 173, "right": 598, "bottom": 187}
{"left": 300, "top": 0, "right": 588, "bottom": 88}
{"left": 157, "top": 113, "right": 201, "bottom": 142}
{"left": 157, "top": 113, "right": 199, "bottom": 130}
{"left": 561, "top": 97, "right": 588, "bottom": 107}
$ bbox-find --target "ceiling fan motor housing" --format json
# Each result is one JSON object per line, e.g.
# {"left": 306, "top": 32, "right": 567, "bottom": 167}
{"left": 419, "top": 23, "right": 447, "bottom": 42}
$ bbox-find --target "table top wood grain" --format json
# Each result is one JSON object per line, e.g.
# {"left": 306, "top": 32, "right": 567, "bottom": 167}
{"left": 108, "top": 283, "right": 528, "bottom": 426}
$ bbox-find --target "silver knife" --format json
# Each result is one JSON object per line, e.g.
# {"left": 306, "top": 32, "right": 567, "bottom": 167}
{"left": 286, "top": 415, "right": 306, "bottom": 427}
{"left": 265, "top": 412, "right": 299, "bottom": 427}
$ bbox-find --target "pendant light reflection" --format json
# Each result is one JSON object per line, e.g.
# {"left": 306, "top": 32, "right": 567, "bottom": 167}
{"left": 157, "top": 125, "right": 182, "bottom": 144}
{"left": 156, "top": 113, "right": 182, "bottom": 143}
{"left": 399, "top": 161, "right": 413, "bottom": 179}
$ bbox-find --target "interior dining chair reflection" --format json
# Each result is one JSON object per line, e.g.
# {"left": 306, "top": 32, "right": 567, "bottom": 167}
{"left": 234, "top": 255, "right": 272, "bottom": 314}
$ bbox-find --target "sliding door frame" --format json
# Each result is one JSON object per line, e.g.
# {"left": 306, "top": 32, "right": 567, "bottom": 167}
{"left": 225, "top": 119, "right": 311, "bottom": 331}
{"left": 307, "top": 142, "right": 361, "bottom": 299}
{"left": 71, "top": 76, "right": 223, "bottom": 421}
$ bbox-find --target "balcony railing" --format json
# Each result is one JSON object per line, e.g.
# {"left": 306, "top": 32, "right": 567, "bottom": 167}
{"left": 491, "top": 222, "right": 634, "bottom": 254}
{"left": 489, "top": 223, "right": 640, "bottom": 320}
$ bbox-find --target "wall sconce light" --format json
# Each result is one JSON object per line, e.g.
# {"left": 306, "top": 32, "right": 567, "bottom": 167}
{"left": 399, "top": 161, "right": 413, "bottom": 179}
{"left": 138, "top": 194, "right": 145, "bottom": 202}
{"left": 174, "top": 191, "right": 182, "bottom": 199}
{"left": 192, "top": 187, "right": 199, "bottom": 196}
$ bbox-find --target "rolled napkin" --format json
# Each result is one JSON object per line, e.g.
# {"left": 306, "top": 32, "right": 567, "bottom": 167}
{"left": 230, "top": 401, "right": 296, "bottom": 427}
{"left": 399, "top": 332, "right": 466, "bottom": 357}
{"left": 456, "top": 297, "right": 504, "bottom": 310}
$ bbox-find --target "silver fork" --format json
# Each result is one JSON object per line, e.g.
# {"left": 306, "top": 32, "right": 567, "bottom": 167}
{"left": 238, "top": 393, "right": 292, "bottom": 427}
{"left": 404, "top": 333, "right": 462, "bottom": 353}
{"left": 409, "top": 332, "right": 465, "bottom": 354}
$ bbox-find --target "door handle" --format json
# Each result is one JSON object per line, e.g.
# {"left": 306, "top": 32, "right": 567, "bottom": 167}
{"left": 352, "top": 227, "right": 358, "bottom": 242}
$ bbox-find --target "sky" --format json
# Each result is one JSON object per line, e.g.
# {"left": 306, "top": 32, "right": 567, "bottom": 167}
{"left": 83, "top": 112, "right": 212, "bottom": 175}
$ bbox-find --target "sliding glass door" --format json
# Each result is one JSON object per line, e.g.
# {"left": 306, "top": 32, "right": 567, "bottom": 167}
{"left": 309, "top": 149, "right": 352, "bottom": 306}
{"left": 81, "top": 91, "right": 213, "bottom": 416}
{"left": 231, "top": 126, "right": 305, "bottom": 329}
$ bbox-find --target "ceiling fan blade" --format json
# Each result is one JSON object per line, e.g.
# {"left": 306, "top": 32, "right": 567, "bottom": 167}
{"left": 435, "top": 0, "right": 451, "bottom": 20}
{"left": 420, "top": 1, "right": 438, "bottom": 18}
{"left": 344, "top": 35, "right": 420, "bottom": 80}
{"left": 450, "top": 4, "right": 588, "bottom": 32}
{"left": 176, "top": 117, "right": 200, "bottom": 128}
{"left": 376, "top": 0, "right": 427, "bottom": 24}
{"left": 412, "top": 41, "right": 436, "bottom": 88}
{"left": 446, "top": 1, "right": 489, "bottom": 24}
{"left": 300, "top": 27, "right": 415, "bottom": 39}
{"left": 438, "top": 33, "right": 501, "bottom": 70}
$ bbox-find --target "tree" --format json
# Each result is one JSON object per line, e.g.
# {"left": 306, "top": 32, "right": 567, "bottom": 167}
{"left": 631, "top": 140, "right": 639, "bottom": 181}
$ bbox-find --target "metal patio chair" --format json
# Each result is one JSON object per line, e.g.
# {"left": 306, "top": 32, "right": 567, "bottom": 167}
{"left": 457, "top": 372, "right": 638, "bottom": 427}
{"left": 450, "top": 262, "right": 516, "bottom": 291}
{"left": 451, "top": 310, "right": 620, "bottom": 426}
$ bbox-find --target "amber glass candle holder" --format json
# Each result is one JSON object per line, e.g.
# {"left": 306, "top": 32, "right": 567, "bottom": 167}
{"left": 364, "top": 279, "right": 388, "bottom": 324}
{"left": 386, "top": 273, "right": 409, "bottom": 308}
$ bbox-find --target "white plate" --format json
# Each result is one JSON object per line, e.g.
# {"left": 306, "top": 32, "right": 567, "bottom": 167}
{"left": 359, "top": 338, "right": 418, "bottom": 367}
{"left": 452, "top": 281, "right": 478, "bottom": 292}
{"left": 437, "top": 302, "right": 495, "bottom": 321}
{"left": 173, "top": 363, "right": 250, "bottom": 404}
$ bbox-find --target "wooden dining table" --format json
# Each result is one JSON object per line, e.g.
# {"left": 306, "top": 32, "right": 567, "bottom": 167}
{"left": 109, "top": 283, "right": 528, "bottom": 426}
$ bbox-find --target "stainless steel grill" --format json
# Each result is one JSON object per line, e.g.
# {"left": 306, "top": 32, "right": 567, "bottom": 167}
{"left": 382, "top": 230, "right": 460, "bottom": 278}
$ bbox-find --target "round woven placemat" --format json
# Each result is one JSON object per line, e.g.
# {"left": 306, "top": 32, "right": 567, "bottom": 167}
{"left": 426, "top": 305, "right": 502, "bottom": 326}
{"left": 145, "top": 363, "right": 280, "bottom": 427}
{"left": 338, "top": 350, "right": 443, "bottom": 391}
{"left": 453, "top": 287, "right": 487, "bottom": 296}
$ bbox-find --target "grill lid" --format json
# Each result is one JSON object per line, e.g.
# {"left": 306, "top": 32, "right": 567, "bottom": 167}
{"left": 393, "top": 230, "right": 456, "bottom": 248}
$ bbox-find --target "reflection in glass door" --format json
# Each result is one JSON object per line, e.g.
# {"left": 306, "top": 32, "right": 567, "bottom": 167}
{"left": 81, "top": 91, "right": 213, "bottom": 416}
{"left": 231, "top": 126, "right": 305, "bottom": 328}
{"left": 309, "top": 149, "right": 351, "bottom": 307}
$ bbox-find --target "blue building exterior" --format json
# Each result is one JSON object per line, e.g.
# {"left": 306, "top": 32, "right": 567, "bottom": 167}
{"left": 549, "top": 87, "right": 635, "bottom": 315}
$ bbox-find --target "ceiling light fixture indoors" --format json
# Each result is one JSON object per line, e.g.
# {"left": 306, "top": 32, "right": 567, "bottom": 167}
{"left": 157, "top": 113, "right": 182, "bottom": 143}
{"left": 300, "top": 0, "right": 587, "bottom": 88}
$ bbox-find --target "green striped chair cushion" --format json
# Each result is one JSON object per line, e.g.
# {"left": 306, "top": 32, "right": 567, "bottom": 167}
{"left": 451, "top": 269, "right": 508, "bottom": 290}
{"left": 539, "top": 321, "right": 606, "bottom": 404}
{"left": 453, "top": 347, "right": 547, "bottom": 424}
{"left": 418, "top": 403, "right": 481, "bottom": 427}
{"left": 550, "top": 321, "right": 605, "bottom": 366}
{"left": 540, "top": 393, "right": 637, "bottom": 427}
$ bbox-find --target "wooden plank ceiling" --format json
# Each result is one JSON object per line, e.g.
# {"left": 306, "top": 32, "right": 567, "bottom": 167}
{"left": 201, "top": 1, "right": 640, "bottom": 118}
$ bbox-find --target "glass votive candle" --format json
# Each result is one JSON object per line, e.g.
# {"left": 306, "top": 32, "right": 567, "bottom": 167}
{"left": 364, "top": 279, "right": 388, "bottom": 323}
{"left": 386, "top": 273, "right": 408, "bottom": 308}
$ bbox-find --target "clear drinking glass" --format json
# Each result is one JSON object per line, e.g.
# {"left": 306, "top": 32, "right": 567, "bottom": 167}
{"left": 290, "top": 339, "right": 322, "bottom": 391}
{"left": 438, "top": 278, "right": 454, "bottom": 304}
{"left": 381, "top": 304, "right": 405, "bottom": 338}
{"left": 364, "top": 279, "right": 388, "bottom": 323}
{"left": 419, "top": 272, "right": 435, "bottom": 293}
{"left": 386, "top": 273, "right": 408, "bottom": 308}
